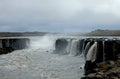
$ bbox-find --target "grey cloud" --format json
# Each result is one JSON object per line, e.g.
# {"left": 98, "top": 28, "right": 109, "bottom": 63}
{"left": 0, "top": 0, "right": 120, "bottom": 32}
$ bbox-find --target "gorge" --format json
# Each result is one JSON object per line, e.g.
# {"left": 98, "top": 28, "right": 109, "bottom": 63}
{"left": 0, "top": 35, "right": 120, "bottom": 79}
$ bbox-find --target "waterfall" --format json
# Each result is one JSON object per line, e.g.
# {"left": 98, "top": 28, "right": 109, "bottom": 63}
{"left": 103, "top": 41, "right": 105, "bottom": 61}
{"left": 54, "top": 38, "right": 84, "bottom": 56}
{"left": 81, "top": 39, "right": 87, "bottom": 55}
{"left": 66, "top": 39, "right": 72, "bottom": 54}
{"left": 86, "top": 42, "right": 97, "bottom": 62}
{"left": 69, "top": 39, "right": 79, "bottom": 56}
{"left": 30, "top": 35, "right": 56, "bottom": 50}
{"left": 54, "top": 38, "right": 69, "bottom": 55}
{"left": 84, "top": 42, "right": 91, "bottom": 58}
{"left": 79, "top": 39, "right": 85, "bottom": 54}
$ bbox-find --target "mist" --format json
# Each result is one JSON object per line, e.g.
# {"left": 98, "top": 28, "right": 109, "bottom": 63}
{"left": 29, "top": 35, "right": 56, "bottom": 50}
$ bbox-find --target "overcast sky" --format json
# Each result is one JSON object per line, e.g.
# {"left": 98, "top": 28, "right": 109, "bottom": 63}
{"left": 0, "top": 0, "right": 120, "bottom": 32}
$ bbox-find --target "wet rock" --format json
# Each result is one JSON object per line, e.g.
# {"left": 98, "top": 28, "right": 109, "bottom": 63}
{"left": 81, "top": 73, "right": 104, "bottom": 79}
{"left": 118, "top": 54, "right": 120, "bottom": 59}
{"left": 54, "top": 38, "right": 69, "bottom": 55}
{"left": 95, "top": 74, "right": 103, "bottom": 79}
{"left": 108, "top": 61, "right": 115, "bottom": 65}
{"left": 0, "top": 38, "right": 30, "bottom": 55}
{"left": 115, "top": 60, "right": 120, "bottom": 66}
{"left": 81, "top": 59, "right": 120, "bottom": 79}
{"left": 97, "top": 72, "right": 104, "bottom": 76}
{"left": 80, "top": 67, "right": 82, "bottom": 69}
{"left": 84, "top": 61, "right": 97, "bottom": 75}
{"left": 0, "top": 47, "right": 14, "bottom": 54}
{"left": 81, "top": 38, "right": 120, "bottom": 79}
{"left": 97, "top": 62, "right": 109, "bottom": 71}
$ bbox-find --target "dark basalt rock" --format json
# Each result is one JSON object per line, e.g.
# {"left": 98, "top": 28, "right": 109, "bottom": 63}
{"left": 54, "top": 38, "right": 69, "bottom": 55}
{"left": 79, "top": 39, "right": 85, "bottom": 54}
{"left": 0, "top": 47, "right": 14, "bottom": 54}
{"left": 81, "top": 38, "right": 120, "bottom": 79}
{"left": 84, "top": 61, "right": 97, "bottom": 75}
{"left": 95, "top": 40, "right": 104, "bottom": 63}
{"left": 81, "top": 59, "right": 120, "bottom": 79}
{"left": 0, "top": 38, "right": 30, "bottom": 55}
{"left": 54, "top": 38, "right": 120, "bottom": 79}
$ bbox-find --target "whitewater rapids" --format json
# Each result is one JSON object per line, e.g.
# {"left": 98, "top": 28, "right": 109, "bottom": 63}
{"left": 0, "top": 35, "right": 85, "bottom": 79}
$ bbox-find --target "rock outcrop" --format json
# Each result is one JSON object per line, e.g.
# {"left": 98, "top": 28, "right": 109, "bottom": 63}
{"left": 54, "top": 37, "right": 120, "bottom": 79}
{"left": 0, "top": 38, "right": 30, "bottom": 55}
{"left": 81, "top": 59, "right": 120, "bottom": 79}
{"left": 81, "top": 38, "right": 120, "bottom": 79}
{"left": 54, "top": 38, "right": 83, "bottom": 56}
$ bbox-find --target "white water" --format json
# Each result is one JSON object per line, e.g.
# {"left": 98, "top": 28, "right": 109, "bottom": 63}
{"left": 69, "top": 39, "right": 79, "bottom": 56}
{"left": 0, "top": 35, "right": 85, "bottom": 79}
{"left": 29, "top": 35, "right": 56, "bottom": 50}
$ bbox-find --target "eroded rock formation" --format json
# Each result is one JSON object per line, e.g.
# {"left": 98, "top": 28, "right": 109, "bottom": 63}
{"left": 81, "top": 38, "right": 120, "bottom": 79}
{"left": 54, "top": 37, "right": 120, "bottom": 79}
{"left": 0, "top": 38, "right": 30, "bottom": 55}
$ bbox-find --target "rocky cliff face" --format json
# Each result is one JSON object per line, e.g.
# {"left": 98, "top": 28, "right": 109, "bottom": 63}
{"left": 81, "top": 59, "right": 120, "bottom": 79}
{"left": 0, "top": 36, "right": 119, "bottom": 78}
{"left": 54, "top": 37, "right": 120, "bottom": 79}
{"left": 0, "top": 38, "right": 30, "bottom": 55}
{"left": 81, "top": 38, "right": 120, "bottom": 79}
{"left": 54, "top": 38, "right": 84, "bottom": 56}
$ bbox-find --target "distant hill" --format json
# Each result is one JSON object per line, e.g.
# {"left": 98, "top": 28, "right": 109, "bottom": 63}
{"left": 85, "top": 29, "right": 120, "bottom": 36}
{"left": 0, "top": 32, "right": 47, "bottom": 37}
{"left": 0, "top": 30, "right": 120, "bottom": 37}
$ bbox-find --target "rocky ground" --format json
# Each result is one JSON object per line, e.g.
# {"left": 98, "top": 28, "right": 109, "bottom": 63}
{"left": 81, "top": 54, "right": 120, "bottom": 79}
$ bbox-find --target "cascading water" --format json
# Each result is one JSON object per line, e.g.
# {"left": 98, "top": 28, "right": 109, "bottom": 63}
{"left": 86, "top": 42, "right": 97, "bottom": 62}
{"left": 54, "top": 38, "right": 85, "bottom": 56}
{"left": 2, "top": 35, "right": 120, "bottom": 79}
{"left": 66, "top": 39, "right": 72, "bottom": 54}
{"left": 30, "top": 35, "right": 56, "bottom": 51}
{"left": 54, "top": 38, "right": 69, "bottom": 55}
{"left": 103, "top": 40, "right": 105, "bottom": 61}
{"left": 69, "top": 39, "right": 80, "bottom": 56}
{"left": 84, "top": 42, "right": 91, "bottom": 58}
{"left": 79, "top": 39, "right": 85, "bottom": 54}
{"left": 0, "top": 35, "right": 85, "bottom": 79}
{"left": 81, "top": 39, "right": 86, "bottom": 55}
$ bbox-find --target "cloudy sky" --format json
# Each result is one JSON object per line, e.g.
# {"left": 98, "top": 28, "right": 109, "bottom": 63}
{"left": 0, "top": 0, "right": 120, "bottom": 32}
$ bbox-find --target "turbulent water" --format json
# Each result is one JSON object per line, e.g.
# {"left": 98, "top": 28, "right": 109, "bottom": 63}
{"left": 0, "top": 35, "right": 85, "bottom": 79}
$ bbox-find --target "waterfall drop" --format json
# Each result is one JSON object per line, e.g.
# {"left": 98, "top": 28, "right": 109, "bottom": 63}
{"left": 86, "top": 42, "right": 97, "bottom": 62}
{"left": 69, "top": 39, "right": 79, "bottom": 56}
